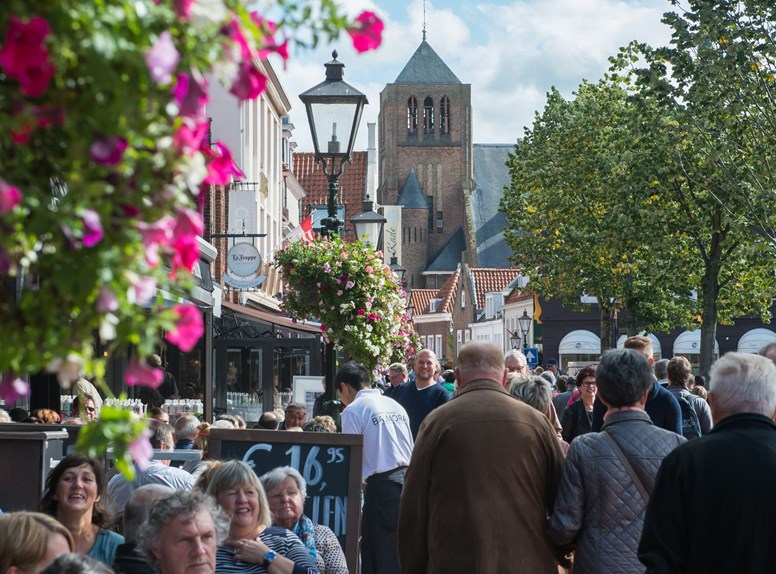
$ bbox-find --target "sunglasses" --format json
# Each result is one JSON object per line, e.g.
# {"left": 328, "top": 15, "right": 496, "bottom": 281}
{"left": 85, "top": 406, "right": 96, "bottom": 412}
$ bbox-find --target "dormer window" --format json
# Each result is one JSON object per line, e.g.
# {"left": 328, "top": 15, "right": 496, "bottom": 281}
{"left": 429, "top": 297, "right": 442, "bottom": 312}
{"left": 407, "top": 96, "right": 418, "bottom": 134}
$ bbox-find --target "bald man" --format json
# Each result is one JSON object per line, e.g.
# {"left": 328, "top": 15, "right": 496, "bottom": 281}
{"left": 390, "top": 349, "right": 450, "bottom": 438}
{"left": 398, "top": 341, "right": 565, "bottom": 574}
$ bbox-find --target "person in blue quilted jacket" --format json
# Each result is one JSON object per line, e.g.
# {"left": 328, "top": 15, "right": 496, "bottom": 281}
{"left": 547, "top": 349, "right": 686, "bottom": 573}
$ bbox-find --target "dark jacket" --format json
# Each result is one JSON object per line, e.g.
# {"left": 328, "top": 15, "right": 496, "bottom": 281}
{"left": 113, "top": 543, "right": 154, "bottom": 574}
{"left": 548, "top": 410, "right": 685, "bottom": 573}
{"left": 639, "top": 413, "right": 776, "bottom": 574}
{"left": 390, "top": 381, "right": 451, "bottom": 438}
{"left": 560, "top": 399, "right": 593, "bottom": 443}
{"left": 592, "top": 383, "right": 682, "bottom": 434}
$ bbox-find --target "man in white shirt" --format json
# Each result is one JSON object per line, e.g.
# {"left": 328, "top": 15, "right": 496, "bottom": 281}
{"left": 108, "top": 420, "right": 195, "bottom": 513}
{"left": 336, "top": 361, "right": 413, "bottom": 574}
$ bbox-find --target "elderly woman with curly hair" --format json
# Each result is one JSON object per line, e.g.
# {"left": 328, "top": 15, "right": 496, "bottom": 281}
{"left": 39, "top": 453, "right": 124, "bottom": 565}
{"left": 261, "top": 466, "right": 348, "bottom": 574}
{"left": 206, "top": 460, "right": 320, "bottom": 573}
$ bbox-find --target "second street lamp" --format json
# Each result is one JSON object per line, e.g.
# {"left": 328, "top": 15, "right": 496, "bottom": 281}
{"left": 518, "top": 309, "right": 532, "bottom": 350}
{"left": 299, "top": 51, "right": 367, "bottom": 427}
{"left": 351, "top": 194, "right": 386, "bottom": 249}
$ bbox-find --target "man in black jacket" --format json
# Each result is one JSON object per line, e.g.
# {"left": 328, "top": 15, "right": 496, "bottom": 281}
{"left": 638, "top": 352, "right": 776, "bottom": 573}
{"left": 113, "top": 485, "right": 173, "bottom": 574}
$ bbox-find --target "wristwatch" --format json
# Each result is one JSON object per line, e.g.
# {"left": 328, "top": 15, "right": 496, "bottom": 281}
{"left": 262, "top": 550, "right": 277, "bottom": 567}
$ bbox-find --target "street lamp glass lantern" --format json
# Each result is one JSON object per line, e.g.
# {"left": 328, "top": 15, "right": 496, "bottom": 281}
{"left": 351, "top": 195, "right": 386, "bottom": 249}
{"left": 518, "top": 309, "right": 532, "bottom": 338}
{"left": 299, "top": 51, "right": 367, "bottom": 164}
{"left": 388, "top": 254, "right": 406, "bottom": 284}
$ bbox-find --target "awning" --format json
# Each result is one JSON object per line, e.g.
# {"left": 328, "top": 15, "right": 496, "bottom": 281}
{"left": 559, "top": 330, "right": 601, "bottom": 354}
{"left": 673, "top": 330, "right": 719, "bottom": 355}
{"left": 220, "top": 300, "right": 320, "bottom": 335}
{"left": 736, "top": 328, "right": 776, "bottom": 353}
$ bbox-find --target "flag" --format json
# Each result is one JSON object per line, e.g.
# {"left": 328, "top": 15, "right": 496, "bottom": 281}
{"left": 284, "top": 213, "right": 317, "bottom": 245}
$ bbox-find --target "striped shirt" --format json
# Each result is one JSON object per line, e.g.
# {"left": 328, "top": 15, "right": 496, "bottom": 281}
{"left": 216, "top": 526, "right": 319, "bottom": 574}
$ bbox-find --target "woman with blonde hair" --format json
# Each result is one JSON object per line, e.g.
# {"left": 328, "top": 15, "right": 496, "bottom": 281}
{"left": 206, "top": 460, "right": 319, "bottom": 573}
{"left": 33, "top": 409, "right": 61, "bottom": 424}
{"left": 0, "top": 511, "right": 74, "bottom": 574}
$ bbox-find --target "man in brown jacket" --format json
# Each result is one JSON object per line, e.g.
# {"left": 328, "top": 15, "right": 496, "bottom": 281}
{"left": 398, "top": 340, "right": 566, "bottom": 574}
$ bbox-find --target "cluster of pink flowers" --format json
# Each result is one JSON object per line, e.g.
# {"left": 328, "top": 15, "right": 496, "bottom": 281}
{"left": 0, "top": 16, "right": 54, "bottom": 97}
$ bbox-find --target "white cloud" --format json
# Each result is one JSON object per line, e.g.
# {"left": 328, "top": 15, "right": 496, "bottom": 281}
{"left": 275, "top": 0, "right": 673, "bottom": 149}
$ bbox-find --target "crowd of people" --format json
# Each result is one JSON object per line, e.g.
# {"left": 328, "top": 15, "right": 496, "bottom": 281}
{"left": 1, "top": 339, "right": 775, "bottom": 573}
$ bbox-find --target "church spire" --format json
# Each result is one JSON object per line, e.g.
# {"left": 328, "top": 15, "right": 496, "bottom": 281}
{"left": 422, "top": 0, "right": 427, "bottom": 41}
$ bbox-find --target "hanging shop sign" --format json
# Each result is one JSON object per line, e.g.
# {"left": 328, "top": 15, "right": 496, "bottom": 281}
{"left": 223, "top": 242, "right": 265, "bottom": 289}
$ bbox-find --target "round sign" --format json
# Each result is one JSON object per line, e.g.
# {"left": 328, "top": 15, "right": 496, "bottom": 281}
{"left": 227, "top": 243, "right": 261, "bottom": 277}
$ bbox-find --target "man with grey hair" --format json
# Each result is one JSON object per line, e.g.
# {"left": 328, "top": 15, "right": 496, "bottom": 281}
{"left": 653, "top": 358, "right": 669, "bottom": 388}
{"left": 279, "top": 402, "right": 307, "bottom": 430}
{"left": 384, "top": 362, "right": 408, "bottom": 397}
{"left": 505, "top": 348, "right": 528, "bottom": 374}
{"left": 639, "top": 352, "right": 776, "bottom": 573}
{"left": 760, "top": 341, "right": 776, "bottom": 364}
{"left": 399, "top": 341, "right": 565, "bottom": 573}
{"left": 137, "top": 490, "right": 229, "bottom": 574}
{"left": 174, "top": 414, "right": 199, "bottom": 450}
{"left": 113, "top": 485, "right": 173, "bottom": 574}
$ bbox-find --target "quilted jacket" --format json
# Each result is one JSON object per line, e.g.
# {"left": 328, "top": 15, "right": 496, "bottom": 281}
{"left": 547, "top": 409, "right": 685, "bottom": 573}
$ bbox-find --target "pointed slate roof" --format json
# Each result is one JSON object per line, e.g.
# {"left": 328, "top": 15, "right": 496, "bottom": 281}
{"left": 395, "top": 40, "right": 462, "bottom": 85}
{"left": 471, "top": 144, "right": 513, "bottom": 268}
{"left": 396, "top": 169, "right": 427, "bottom": 209}
{"left": 426, "top": 228, "right": 466, "bottom": 272}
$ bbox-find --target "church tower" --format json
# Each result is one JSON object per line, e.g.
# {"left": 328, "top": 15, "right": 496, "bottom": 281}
{"left": 378, "top": 36, "right": 473, "bottom": 289}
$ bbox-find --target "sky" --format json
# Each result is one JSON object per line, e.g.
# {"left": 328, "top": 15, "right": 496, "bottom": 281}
{"left": 273, "top": 0, "right": 676, "bottom": 151}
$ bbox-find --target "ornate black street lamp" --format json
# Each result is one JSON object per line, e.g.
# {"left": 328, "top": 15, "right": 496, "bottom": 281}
{"left": 351, "top": 194, "right": 386, "bottom": 249}
{"left": 518, "top": 309, "right": 532, "bottom": 350}
{"left": 300, "top": 51, "right": 367, "bottom": 426}
{"left": 510, "top": 332, "right": 520, "bottom": 349}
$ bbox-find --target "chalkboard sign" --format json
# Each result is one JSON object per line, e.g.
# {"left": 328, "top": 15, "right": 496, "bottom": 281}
{"left": 208, "top": 429, "right": 363, "bottom": 574}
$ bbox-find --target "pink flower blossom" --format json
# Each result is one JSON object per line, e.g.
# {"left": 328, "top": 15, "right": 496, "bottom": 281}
{"left": 146, "top": 31, "right": 179, "bottom": 84}
{"left": 368, "top": 313, "right": 378, "bottom": 321}
{"left": 173, "top": 208, "right": 204, "bottom": 241}
{"left": 128, "top": 428, "right": 153, "bottom": 471}
{"left": 171, "top": 234, "right": 200, "bottom": 272}
{"left": 0, "top": 16, "right": 55, "bottom": 97}
{"left": 347, "top": 11, "right": 384, "bottom": 53}
{"left": 204, "top": 142, "right": 244, "bottom": 185}
{"left": 230, "top": 61, "right": 267, "bottom": 100}
{"left": 129, "top": 275, "right": 156, "bottom": 305}
{"left": 258, "top": 39, "right": 289, "bottom": 62}
{"left": 365, "top": 265, "right": 373, "bottom": 273}
{"left": 228, "top": 18, "right": 252, "bottom": 60}
{"left": 0, "top": 372, "right": 29, "bottom": 404}
{"left": 97, "top": 287, "right": 118, "bottom": 312}
{"left": 358, "top": 309, "right": 366, "bottom": 316}
{"left": 174, "top": 117, "right": 209, "bottom": 153}
{"left": 90, "top": 135, "right": 128, "bottom": 166}
{"left": 345, "top": 280, "right": 355, "bottom": 289}
{"left": 125, "top": 359, "right": 164, "bottom": 388}
{"left": 337, "top": 290, "right": 343, "bottom": 296}
{"left": 322, "top": 263, "right": 331, "bottom": 273}
{"left": 82, "top": 209, "right": 104, "bottom": 247}
{"left": 0, "top": 180, "right": 22, "bottom": 215}
{"left": 172, "top": 0, "right": 195, "bottom": 19}
{"left": 166, "top": 304, "right": 203, "bottom": 352}
{"left": 138, "top": 216, "right": 175, "bottom": 248}
{"left": 250, "top": 12, "right": 277, "bottom": 36}
{"left": 172, "top": 72, "right": 208, "bottom": 117}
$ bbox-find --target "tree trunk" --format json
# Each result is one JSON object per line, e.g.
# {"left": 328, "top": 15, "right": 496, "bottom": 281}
{"left": 599, "top": 300, "right": 613, "bottom": 352}
{"left": 699, "top": 272, "right": 719, "bottom": 381}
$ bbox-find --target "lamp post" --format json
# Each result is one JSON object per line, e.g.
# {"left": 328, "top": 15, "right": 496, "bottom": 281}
{"left": 351, "top": 194, "right": 386, "bottom": 249}
{"left": 300, "top": 51, "right": 367, "bottom": 426}
{"left": 518, "top": 309, "right": 532, "bottom": 350}
{"left": 510, "top": 332, "right": 520, "bottom": 350}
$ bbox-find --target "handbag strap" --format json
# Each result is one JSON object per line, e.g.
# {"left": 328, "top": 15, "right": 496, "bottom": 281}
{"left": 602, "top": 431, "right": 650, "bottom": 502}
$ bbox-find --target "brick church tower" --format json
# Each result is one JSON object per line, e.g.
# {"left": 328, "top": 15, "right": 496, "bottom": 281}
{"left": 378, "top": 36, "right": 474, "bottom": 289}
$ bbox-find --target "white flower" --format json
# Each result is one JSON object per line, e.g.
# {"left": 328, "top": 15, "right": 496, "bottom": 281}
{"left": 189, "top": 0, "right": 229, "bottom": 30}
{"left": 100, "top": 313, "right": 120, "bottom": 342}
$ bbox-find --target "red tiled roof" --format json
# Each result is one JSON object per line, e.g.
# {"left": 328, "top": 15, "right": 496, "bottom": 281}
{"left": 293, "top": 151, "right": 368, "bottom": 243}
{"left": 410, "top": 289, "right": 436, "bottom": 315}
{"left": 470, "top": 268, "right": 520, "bottom": 310}
{"left": 437, "top": 268, "right": 460, "bottom": 313}
{"left": 505, "top": 288, "right": 533, "bottom": 305}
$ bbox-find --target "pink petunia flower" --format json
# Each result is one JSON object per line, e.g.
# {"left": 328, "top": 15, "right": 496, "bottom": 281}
{"left": 0, "top": 372, "right": 30, "bottom": 404}
{"left": 204, "top": 142, "right": 244, "bottom": 185}
{"left": 128, "top": 428, "right": 154, "bottom": 471}
{"left": 347, "top": 11, "right": 384, "bottom": 53}
{"left": 146, "top": 31, "right": 180, "bottom": 84}
{"left": 82, "top": 209, "right": 104, "bottom": 247}
{"left": 97, "top": 287, "right": 118, "bottom": 313}
{"left": 172, "top": 0, "right": 195, "bottom": 20}
{"left": 173, "top": 208, "right": 204, "bottom": 241}
{"left": 173, "top": 117, "right": 209, "bottom": 153}
{"left": 358, "top": 309, "right": 366, "bottom": 316}
{"left": 129, "top": 275, "right": 156, "bottom": 305}
{"left": 345, "top": 281, "right": 355, "bottom": 289}
{"left": 90, "top": 135, "right": 128, "bottom": 166}
{"left": 258, "top": 38, "right": 289, "bottom": 62}
{"left": 165, "top": 304, "right": 203, "bottom": 352}
{"left": 0, "top": 16, "right": 55, "bottom": 97}
{"left": 229, "top": 61, "right": 267, "bottom": 101}
{"left": 0, "top": 180, "right": 22, "bottom": 215}
{"left": 125, "top": 358, "right": 164, "bottom": 388}
{"left": 171, "top": 234, "right": 200, "bottom": 273}
{"left": 172, "top": 72, "right": 208, "bottom": 117}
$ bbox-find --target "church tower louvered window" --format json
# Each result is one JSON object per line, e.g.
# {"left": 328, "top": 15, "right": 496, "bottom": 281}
{"left": 423, "top": 97, "right": 434, "bottom": 133}
{"left": 440, "top": 96, "right": 450, "bottom": 135}
{"left": 407, "top": 96, "right": 418, "bottom": 134}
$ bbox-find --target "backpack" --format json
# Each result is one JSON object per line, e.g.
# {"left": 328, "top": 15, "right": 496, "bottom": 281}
{"left": 676, "top": 395, "right": 701, "bottom": 439}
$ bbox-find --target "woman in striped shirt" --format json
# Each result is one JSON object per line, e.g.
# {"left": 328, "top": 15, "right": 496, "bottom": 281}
{"left": 206, "top": 460, "right": 319, "bottom": 574}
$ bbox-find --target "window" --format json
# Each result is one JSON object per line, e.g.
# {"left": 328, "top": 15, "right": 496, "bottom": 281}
{"left": 423, "top": 97, "right": 434, "bottom": 133}
{"left": 407, "top": 96, "right": 418, "bottom": 134}
{"left": 429, "top": 298, "right": 442, "bottom": 312}
{"left": 427, "top": 196, "right": 434, "bottom": 232}
{"left": 440, "top": 96, "right": 450, "bottom": 135}
{"left": 435, "top": 334, "right": 443, "bottom": 357}
{"left": 436, "top": 210, "right": 443, "bottom": 232}
{"left": 461, "top": 290, "right": 466, "bottom": 309}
